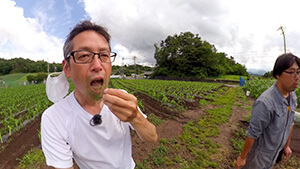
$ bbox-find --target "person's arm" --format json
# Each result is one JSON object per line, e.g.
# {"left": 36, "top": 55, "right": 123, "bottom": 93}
{"left": 129, "top": 109, "right": 158, "bottom": 142}
{"left": 236, "top": 136, "right": 255, "bottom": 169}
{"left": 283, "top": 125, "right": 293, "bottom": 160}
{"left": 103, "top": 88, "right": 158, "bottom": 142}
{"left": 41, "top": 113, "right": 74, "bottom": 168}
{"left": 236, "top": 99, "right": 271, "bottom": 168}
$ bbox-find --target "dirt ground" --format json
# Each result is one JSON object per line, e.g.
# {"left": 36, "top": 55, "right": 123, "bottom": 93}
{"left": 0, "top": 117, "right": 41, "bottom": 169}
{"left": 1, "top": 87, "right": 300, "bottom": 169}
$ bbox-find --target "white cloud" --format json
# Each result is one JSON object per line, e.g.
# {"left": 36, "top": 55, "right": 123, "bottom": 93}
{"left": 0, "top": 0, "right": 64, "bottom": 63}
{"left": 3, "top": 0, "right": 300, "bottom": 73}
{"left": 83, "top": 0, "right": 300, "bottom": 71}
{"left": 216, "top": 0, "right": 300, "bottom": 71}
{"left": 113, "top": 44, "right": 147, "bottom": 66}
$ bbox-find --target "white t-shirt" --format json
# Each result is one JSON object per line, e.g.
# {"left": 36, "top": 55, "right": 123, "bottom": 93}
{"left": 41, "top": 91, "right": 136, "bottom": 169}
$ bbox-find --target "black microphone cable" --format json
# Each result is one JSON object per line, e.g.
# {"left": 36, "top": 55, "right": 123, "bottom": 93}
{"left": 89, "top": 114, "right": 102, "bottom": 126}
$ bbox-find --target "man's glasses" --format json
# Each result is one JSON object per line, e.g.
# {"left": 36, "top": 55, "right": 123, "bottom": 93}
{"left": 283, "top": 70, "right": 300, "bottom": 78}
{"left": 68, "top": 50, "right": 117, "bottom": 64}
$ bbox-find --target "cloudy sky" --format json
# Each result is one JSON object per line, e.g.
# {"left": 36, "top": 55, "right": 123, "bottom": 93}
{"left": 1, "top": 0, "right": 300, "bottom": 72}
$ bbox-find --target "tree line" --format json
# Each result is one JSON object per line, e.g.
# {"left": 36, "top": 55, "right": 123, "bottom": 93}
{"left": 153, "top": 32, "right": 248, "bottom": 79}
{"left": 0, "top": 57, "right": 152, "bottom": 77}
{"left": 0, "top": 58, "right": 62, "bottom": 75}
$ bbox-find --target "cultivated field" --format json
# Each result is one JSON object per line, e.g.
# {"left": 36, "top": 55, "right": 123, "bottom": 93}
{"left": 0, "top": 78, "right": 299, "bottom": 168}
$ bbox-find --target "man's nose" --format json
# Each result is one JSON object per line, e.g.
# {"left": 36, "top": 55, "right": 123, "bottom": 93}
{"left": 90, "top": 54, "right": 103, "bottom": 71}
{"left": 295, "top": 72, "right": 300, "bottom": 79}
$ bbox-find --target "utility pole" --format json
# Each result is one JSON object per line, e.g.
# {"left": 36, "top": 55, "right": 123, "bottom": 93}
{"left": 121, "top": 57, "right": 124, "bottom": 79}
{"left": 277, "top": 26, "right": 286, "bottom": 54}
{"left": 133, "top": 56, "right": 137, "bottom": 79}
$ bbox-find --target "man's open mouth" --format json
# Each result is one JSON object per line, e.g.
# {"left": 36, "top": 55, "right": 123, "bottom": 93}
{"left": 90, "top": 78, "right": 104, "bottom": 87}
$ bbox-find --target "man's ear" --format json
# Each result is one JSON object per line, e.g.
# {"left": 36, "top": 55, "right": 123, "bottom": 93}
{"left": 62, "top": 60, "right": 71, "bottom": 78}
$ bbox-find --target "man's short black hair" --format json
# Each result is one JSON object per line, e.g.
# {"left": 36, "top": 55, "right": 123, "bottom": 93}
{"left": 273, "top": 53, "right": 300, "bottom": 79}
{"left": 63, "top": 20, "right": 111, "bottom": 61}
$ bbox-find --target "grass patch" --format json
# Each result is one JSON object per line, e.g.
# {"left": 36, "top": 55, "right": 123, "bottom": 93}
{"left": 245, "top": 113, "right": 251, "bottom": 123}
{"left": 231, "top": 128, "right": 246, "bottom": 154}
{"left": 199, "top": 99, "right": 208, "bottom": 108}
{"left": 17, "top": 148, "right": 46, "bottom": 169}
{"left": 148, "top": 113, "right": 164, "bottom": 126}
{"left": 209, "top": 75, "right": 247, "bottom": 81}
{"left": 243, "top": 106, "right": 253, "bottom": 111}
{"left": 275, "top": 155, "right": 300, "bottom": 168}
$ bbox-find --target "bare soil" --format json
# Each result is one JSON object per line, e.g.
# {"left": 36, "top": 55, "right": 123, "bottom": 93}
{"left": 1, "top": 87, "right": 300, "bottom": 169}
{"left": 0, "top": 117, "right": 42, "bottom": 169}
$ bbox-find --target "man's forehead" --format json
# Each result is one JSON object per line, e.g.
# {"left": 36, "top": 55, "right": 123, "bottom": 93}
{"left": 287, "top": 63, "right": 300, "bottom": 70}
{"left": 72, "top": 32, "right": 110, "bottom": 50}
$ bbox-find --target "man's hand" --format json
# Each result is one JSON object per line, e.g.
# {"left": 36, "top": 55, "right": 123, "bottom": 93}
{"left": 283, "top": 146, "right": 292, "bottom": 160}
{"left": 103, "top": 88, "right": 158, "bottom": 142}
{"left": 235, "top": 137, "right": 255, "bottom": 169}
{"left": 236, "top": 156, "right": 246, "bottom": 169}
{"left": 103, "top": 88, "right": 139, "bottom": 122}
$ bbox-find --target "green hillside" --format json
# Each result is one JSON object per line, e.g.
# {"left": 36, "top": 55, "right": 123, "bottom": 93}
{"left": 0, "top": 73, "right": 31, "bottom": 87}
{"left": 0, "top": 73, "right": 29, "bottom": 83}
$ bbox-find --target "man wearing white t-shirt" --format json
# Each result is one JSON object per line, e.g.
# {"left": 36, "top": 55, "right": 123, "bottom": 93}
{"left": 41, "top": 20, "right": 158, "bottom": 169}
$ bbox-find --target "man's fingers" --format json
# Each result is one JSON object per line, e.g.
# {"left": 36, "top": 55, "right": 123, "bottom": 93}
{"left": 286, "top": 152, "right": 292, "bottom": 159}
{"left": 283, "top": 148, "right": 292, "bottom": 160}
{"left": 106, "top": 105, "right": 137, "bottom": 122}
{"left": 103, "top": 88, "right": 138, "bottom": 111}
{"left": 104, "top": 88, "right": 136, "bottom": 101}
{"left": 103, "top": 89, "right": 138, "bottom": 122}
{"left": 103, "top": 92, "right": 127, "bottom": 108}
{"left": 103, "top": 92, "right": 137, "bottom": 110}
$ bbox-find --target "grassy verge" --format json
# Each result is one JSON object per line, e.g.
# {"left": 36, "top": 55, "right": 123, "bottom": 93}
{"left": 17, "top": 148, "right": 46, "bottom": 169}
{"left": 136, "top": 87, "right": 239, "bottom": 168}
{"left": 208, "top": 75, "right": 248, "bottom": 81}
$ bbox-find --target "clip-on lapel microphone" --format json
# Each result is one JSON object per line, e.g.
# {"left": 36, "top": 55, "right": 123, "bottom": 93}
{"left": 89, "top": 114, "right": 102, "bottom": 126}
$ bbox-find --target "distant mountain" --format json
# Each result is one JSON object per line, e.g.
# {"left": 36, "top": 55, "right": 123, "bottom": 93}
{"left": 247, "top": 68, "right": 268, "bottom": 76}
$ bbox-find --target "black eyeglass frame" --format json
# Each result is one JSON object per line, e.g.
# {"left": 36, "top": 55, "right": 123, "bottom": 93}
{"left": 283, "top": 70, "right": 300, "bottom": 77}
{"left": 67, "top": 50, "right": 117, "bottom": 64}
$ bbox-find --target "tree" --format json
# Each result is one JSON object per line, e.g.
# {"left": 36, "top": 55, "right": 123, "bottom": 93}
{"left": 263, "top": 71, "right": 273, "bottom": 78}
{"left": 153, "top": 32, "right": 248, "bottom": 79}
{"left": 0, "top": 58, "right": 13, "bottom": 75}
{"left": 26, "top": 72, "right": 47, "bottom": 84}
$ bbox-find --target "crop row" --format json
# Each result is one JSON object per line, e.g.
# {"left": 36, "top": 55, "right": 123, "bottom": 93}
{"left": 111, "top": 79, "right": 224, "bottom": 111}
{"left": 0, "top": 84, "right": 53, "bottom": 143}
{"left": 0, "top": 79, "right": 223, "bottom": 143}
{"left": 245, "top": 78, "right": 300, "bottom": 106}
{"left": 0, "top": 84, "right": 49, "bottom": 120}
{"left": 120, "top": 79, "right": 222, "bottom": 98}
{"left": 244, "top": 78, "right": 276, "bottom": 98}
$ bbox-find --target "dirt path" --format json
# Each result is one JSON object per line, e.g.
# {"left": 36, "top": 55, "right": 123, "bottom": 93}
{"left": 0, "top": 117, "right": 41, "bottom": 169}
{"left": 210, "top": 101, "right": 251, "bottom": 165}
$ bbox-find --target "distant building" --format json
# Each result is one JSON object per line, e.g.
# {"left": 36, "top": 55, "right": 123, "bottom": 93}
{"left": 143, "top": 71, "right": 153, "bottom": 79}
{"left": 110, "top": 75, "right": 121, "bottom": 79}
